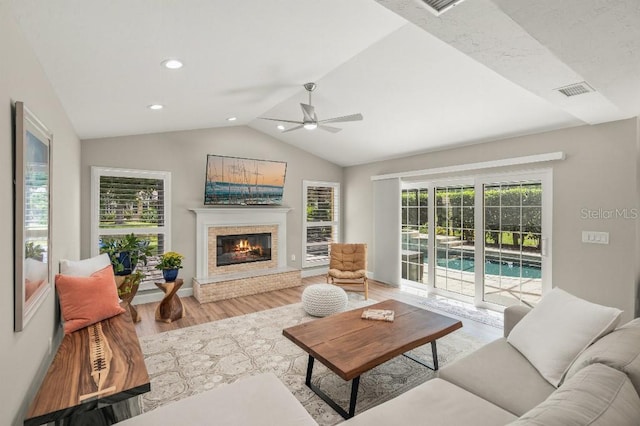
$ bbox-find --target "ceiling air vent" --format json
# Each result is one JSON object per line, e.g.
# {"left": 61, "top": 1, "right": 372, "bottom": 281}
{"left": 420, "top": 0, "right": 466, "bottom": 16}
{"left": 555, "top": 82, "right": 595, "bottom": 97}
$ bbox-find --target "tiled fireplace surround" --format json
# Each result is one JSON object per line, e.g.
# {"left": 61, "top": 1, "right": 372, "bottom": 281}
{"left": 191, "top": 208, "right": 301, "bottom": 303}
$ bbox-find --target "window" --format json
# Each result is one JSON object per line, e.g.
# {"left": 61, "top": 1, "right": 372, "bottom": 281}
{"left": 91, "top": 167, "right": 171, "bottom": 289}
{"left": 434, "top": 184, "right": 475, "bottom": 297}
{"left": 482, "top": 181, "right": 543, "bottom": 307}
{"left": 401, "top": 187, "right": 428, "bottom": 283}
{"left": 303, "top": 181, "right": 340, "bottom": 267}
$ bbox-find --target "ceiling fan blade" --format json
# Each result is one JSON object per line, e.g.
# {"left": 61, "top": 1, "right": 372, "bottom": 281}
{"left": 259, "top": 117, "right": 304, "bottom": 124}
{"left": 319, "top": 113, "right": 363, "bottom": 124}
{"left": 318, "top": 124, "right": 342, "bottom": 133}
{"left": 300, "top": 103, "right": 315, "bottom": 122}
{"left": 282, "top": 124, "right": 304, "bottom": 133}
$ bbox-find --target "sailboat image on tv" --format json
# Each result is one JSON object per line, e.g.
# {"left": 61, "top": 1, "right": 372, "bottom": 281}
{"left": 204, "top": 154, "right": 287, "bottom": 205}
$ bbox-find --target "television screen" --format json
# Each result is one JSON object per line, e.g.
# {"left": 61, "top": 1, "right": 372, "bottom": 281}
{"left": 204, "top": 155, "right": 287, "bottom": 205}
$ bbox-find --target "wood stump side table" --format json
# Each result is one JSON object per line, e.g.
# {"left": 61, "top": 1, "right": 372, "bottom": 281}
{"left": 155, "top": 278, "right": 185, "bottom": 323}
{"left": 115, "top": 274, "right": 142, "bottom": 322}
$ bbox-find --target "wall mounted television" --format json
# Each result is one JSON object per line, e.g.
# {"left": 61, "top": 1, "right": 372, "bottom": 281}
{"left": 204, "top": 154, "right": 287, "bottom": 205}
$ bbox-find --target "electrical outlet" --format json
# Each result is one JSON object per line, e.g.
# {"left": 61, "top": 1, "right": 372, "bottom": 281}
{"left": 291, "top": 254, "right": 296, "bottom": 261}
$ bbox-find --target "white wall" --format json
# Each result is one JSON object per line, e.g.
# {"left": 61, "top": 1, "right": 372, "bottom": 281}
{"left": 345, "top": 119, "right": 639, "bottom": 322}
{"left": 0, "top": 2, "right": 81, "bottom": 425}
{"left": 81, "top": 126, "right": 343, "bottom": 293}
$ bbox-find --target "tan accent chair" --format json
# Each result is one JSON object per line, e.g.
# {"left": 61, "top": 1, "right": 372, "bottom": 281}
{"left": 326, "top": 243, "right": 368, "bottom": 300}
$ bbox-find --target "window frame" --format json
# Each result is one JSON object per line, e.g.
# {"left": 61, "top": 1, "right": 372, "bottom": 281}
{"left": 90, "top": 167, "right": 172, "bottom": 287}
{"left": 302, "top": 180, "right": 340, "bottom": 268}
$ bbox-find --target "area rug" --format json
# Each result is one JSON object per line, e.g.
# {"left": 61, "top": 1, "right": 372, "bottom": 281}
{"left": 416, "top": 294, "right": 504, "bottom": 329}
{"left": 139, "top": 299, "right": 486, "bottom": 425}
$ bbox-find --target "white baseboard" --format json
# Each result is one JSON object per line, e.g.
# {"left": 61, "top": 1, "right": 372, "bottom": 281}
{"left": 133, "top": 270, "right": 376, "bottom": 301}
{"left": 301, "top": 267, "right": 328, "bottom": 278}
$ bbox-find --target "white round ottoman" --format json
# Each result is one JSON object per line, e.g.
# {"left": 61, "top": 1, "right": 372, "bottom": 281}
{"left": 302, "top": 284, "right": 348, "bottom": 317}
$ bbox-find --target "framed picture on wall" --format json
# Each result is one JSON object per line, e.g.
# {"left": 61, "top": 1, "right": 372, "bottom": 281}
{"left": 204, "top": 154, "right": 287, "bottom": 205}
{"left": 14, "top": 101, "right": 52, "bottom": 332}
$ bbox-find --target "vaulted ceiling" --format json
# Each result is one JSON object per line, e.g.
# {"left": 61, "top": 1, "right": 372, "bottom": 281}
{"left": 11, "top": 0, "right": 640, "bottom": 166}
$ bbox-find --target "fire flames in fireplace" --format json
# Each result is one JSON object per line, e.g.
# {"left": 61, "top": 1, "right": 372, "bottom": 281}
{"left": 234, "top": 239, "right": 263, "bottom": 255}
{"left": 217, "top": 233, "right": 272, "bottom": 267}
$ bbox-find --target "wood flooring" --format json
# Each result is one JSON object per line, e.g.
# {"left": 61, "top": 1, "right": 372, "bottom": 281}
{"left": 133, "top": 275, "right": 501, "bottom": 343}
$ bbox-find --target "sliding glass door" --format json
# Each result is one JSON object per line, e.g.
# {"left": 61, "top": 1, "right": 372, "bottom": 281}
{"left": 400, "top": 171, "right": 552, "bottom": 309}
{"left": 479, "top": 179, "right": 546, "bottom": 308}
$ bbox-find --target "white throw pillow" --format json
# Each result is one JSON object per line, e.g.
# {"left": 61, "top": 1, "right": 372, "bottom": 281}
{"left": 507, "top": 288, "right": 622, "bottom": 387}
{"left": 25, "top": 257, "right": 49, "bottom": 281}
{"left": 59, "top": 253, "right": 111, "bottom": 277}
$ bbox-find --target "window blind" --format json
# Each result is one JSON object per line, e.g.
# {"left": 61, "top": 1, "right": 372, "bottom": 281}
{"left": 303, "top": 181, "right": 340, "bottom": 267}
{"left": 92, "top": 168, "right": 172, "bottom": 290}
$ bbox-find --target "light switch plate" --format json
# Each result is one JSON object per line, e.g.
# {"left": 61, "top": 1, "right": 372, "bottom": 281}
{"left": 582, "top": 231, "right": 609, "bottom": 244}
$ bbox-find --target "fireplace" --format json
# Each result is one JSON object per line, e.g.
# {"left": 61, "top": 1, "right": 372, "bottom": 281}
{"left": 216, "top": 233, "right": 272, "bottom": 267}
{"left": 191, "top": 208, "right": 300, "bottom": 303}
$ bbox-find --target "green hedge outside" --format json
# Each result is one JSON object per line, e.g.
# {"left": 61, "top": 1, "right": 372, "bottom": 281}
{"left": 402, "top": 185, "right": 542, "bottom": 250}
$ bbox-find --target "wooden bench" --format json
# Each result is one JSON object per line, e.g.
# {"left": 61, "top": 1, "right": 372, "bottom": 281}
{"left": 24, "top": 309, "right": 150, "bottom": 425}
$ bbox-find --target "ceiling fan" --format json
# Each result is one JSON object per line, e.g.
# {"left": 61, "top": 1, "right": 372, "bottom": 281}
{"left": 260, "top": 82, "right": 363, "bottom": 133}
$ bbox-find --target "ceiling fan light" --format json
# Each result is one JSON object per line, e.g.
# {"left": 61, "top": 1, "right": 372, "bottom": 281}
{"left": 303, "top": 122, "right": 317, "bottom": 130}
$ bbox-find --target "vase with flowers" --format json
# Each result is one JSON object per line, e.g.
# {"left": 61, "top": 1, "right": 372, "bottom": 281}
{"left": 156, "top": 251, "right": 184, "bottom": 282}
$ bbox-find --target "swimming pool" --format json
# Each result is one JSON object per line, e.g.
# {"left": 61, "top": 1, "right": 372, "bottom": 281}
{"left": 433, "top": 256, "right": 541, "bottom": 279}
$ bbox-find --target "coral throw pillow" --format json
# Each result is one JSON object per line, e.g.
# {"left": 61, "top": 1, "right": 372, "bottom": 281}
{"left": 25, "top": 279, "right": 45, "bottom": 300}
{"left": 55, "top": 265, "right": 125, "bottom": 334}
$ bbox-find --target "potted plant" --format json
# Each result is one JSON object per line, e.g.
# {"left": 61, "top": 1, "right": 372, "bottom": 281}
{"left": 117, "top": 270, "right": 143, "bottom": 296}
{"left": 155, "top": 251, "right": 184, "bottom": 282}
{"left": 25, "top": 241, "right": 44, "bottom": 261}
{"left": 100, "top": 233, "right": 152, "bottom": 276}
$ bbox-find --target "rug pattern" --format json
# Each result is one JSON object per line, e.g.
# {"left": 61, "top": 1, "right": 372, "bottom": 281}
{"left": 139, "top": 299, "right": 486, "bottom": 425}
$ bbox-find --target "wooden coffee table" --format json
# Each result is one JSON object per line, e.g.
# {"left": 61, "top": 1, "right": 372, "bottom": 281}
{"left": 282, "top": 299, "right": 462, "bottom": 419}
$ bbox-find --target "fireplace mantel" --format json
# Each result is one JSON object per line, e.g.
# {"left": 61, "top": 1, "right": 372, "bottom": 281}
{"left": 190, "top": 207, "right": 291, "bottom": 278}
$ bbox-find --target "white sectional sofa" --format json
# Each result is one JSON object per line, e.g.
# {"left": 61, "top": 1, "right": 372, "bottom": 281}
{"left": 344, "top": 304, "right": 640, "bottom": 425}
{"left": 117, "top": 372, "right": 317, "bottom": 426}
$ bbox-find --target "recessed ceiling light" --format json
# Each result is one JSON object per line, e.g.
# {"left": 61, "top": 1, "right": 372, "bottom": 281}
{"left": 148, "top": 104, "right": 164, "bottom": 110}
{"left": 161, "top": 59, "right": 183, "bottom": 69}
{"left": 277, "top": 125, "right": 285, "bottom": 131}
{"left": 227, "top": 117, "right": 237, "bottom": 122}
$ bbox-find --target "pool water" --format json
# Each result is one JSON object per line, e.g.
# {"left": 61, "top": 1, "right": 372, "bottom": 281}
{"left": 434, "top": 257, "right": 541, "bottom": 279}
